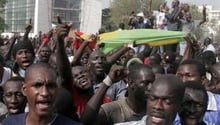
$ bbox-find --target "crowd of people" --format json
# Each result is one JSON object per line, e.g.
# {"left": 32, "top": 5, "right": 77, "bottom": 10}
{"left": 0, "top": 0, "right": 220, "bottom": 125}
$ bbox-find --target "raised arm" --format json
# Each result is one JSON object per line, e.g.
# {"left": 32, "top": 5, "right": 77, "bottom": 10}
{"left": 22, "top": 19, "right": 32, "bottom": 42}
{"left": 198, "top": 5, "right": 207, "bottom": 26}
{"left": 71, "top": 38, "right": 91, "bottom": 66}
{"left": 106, "top": 43, "right": 133, "bottom": 65}
{"left": 55, "top": 18, "right": 73, "bottom": 91}
{"left": 36, "top": 30, "right": 53, "bottom": 56}
{"left": 81, "top": 65, "right": 128, "bottom": 125}
{"left": 4, "top": 34, "right": 18, "bottom": 61}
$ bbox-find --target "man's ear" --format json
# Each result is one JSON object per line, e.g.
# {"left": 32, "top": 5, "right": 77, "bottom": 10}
{"left": 127, "top": 79, "right": 135, "bottom": 89}
{"left": 201, "top": 75, "right": 208, "bottom": 84}
{"left": 22, "top": 82, "right": 27, "bottom": 96}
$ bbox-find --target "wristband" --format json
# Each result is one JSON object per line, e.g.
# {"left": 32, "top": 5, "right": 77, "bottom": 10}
{"left": 127, "top": 43, "right": 134, "bottom": 48}
{"left": 103, "top": 75, "right": 112, "bottom": 86}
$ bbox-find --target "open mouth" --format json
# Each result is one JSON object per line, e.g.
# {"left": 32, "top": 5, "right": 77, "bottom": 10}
{"left": 21, "top": 60, "right": 31, "bottom": 67}
{"left": 9, "top": 106, "right": 20, "bottom": 113}
{"left": 95, "top": 65, "right": 104, "bottom": 72}
{"left": 36, "top": 100, "right": 52, "bottom": 110}
{"left": 79, "top": 78, "right": 89, "bottom": 86}
{"left": 150, "top": 112, "right": 165, "bottom": 124}
{"left": 186, "top": 114, "right": 197, "bottom": 119}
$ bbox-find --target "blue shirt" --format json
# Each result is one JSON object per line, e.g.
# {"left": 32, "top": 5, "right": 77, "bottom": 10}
{"left": 203, "top": 92, "right": 220, "bottom": 125}
{"left": 175, "top": 92, "right": 220, "bottom": 125}
{"left": 2, "top": 113, "right": 81, "bottom": 125}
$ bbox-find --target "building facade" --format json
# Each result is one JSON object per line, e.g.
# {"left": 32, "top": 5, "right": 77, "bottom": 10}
{"left": 2, "top": 0, "right": 102, "bottom": 35}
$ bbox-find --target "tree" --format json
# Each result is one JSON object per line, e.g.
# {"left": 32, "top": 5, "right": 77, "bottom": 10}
{"left": 190, "top": 4, "right": 202, "bottom": 20}
{"left": 108, "top": 0, "right": 164, "bottom": 30}
{"left": 0, "top": 0, "right": 7, "bottom": 32}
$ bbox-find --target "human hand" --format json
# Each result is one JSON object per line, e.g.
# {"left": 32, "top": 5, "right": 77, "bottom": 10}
{"left": 55, "top": 16, "right": 73, "bottom": 42}
{"left": 107, "top": 65, "right": 129, "bottom": 84}
{"left": 25, "top": 18, "right": 32, "bottom": 33}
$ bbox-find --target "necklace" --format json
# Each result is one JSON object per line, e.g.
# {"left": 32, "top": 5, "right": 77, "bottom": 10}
{"left": 47, "top": 113, "right": 58, "bottom": 125}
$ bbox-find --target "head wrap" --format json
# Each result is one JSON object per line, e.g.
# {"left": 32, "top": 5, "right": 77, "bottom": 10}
{"left": 12, "top": 40, "right": 35, "bottom": 58}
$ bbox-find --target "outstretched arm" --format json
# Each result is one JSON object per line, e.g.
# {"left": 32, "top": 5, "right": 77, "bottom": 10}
{"left": 22, "top": 19, "right": 32, "bottom": 42}
{"left": 4, "top": 34, "right": 18, "bottom": 61}
{"left": 81, "top": 65, "right": 128, "bottom": 125}
{"left": 71, "top": 35, "right": 96, "bottom": 66}
{"left": 55, "top": 17, "right": 73, "bottom": 91}
{"left": 106, "top": 43, "right": 134, "bottom": 65}
{"left": 198, "top": 5, "right": 206, "bottom": 26}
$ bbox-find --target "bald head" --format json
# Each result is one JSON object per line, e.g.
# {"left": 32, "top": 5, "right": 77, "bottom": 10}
{"left": 147, "top": 74, "right": 185, "bottom": 125}
{"left": 25, "top": 63, "right": 57, "bottom": 82}
{"left": 153, "top": 74, "right": 185, "bottom": 103}
{"left": 128, "top": 63, "right": 154, "bottom": 79}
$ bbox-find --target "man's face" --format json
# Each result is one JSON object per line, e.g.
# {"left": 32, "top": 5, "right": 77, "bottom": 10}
{"left": 147, "top": 83, "right": 179, "bottom": 125}
{"left": 210, "top": 65, "right": 220, "bottom": 86}
{"left": 129, "top": 69, "right": 155, "bottom": 102}
{"left": 127, "top": 49, "right": 135, "bottom": 59}
{"left": 172, "top": 0, "right": 178, "bottom": 8}
{"left": 3, "top": 81, "right": 26, "bottom": 114}
{"left": 15, "top": 49, "right": 34, "bottom": 70}
{"left": 176, "top": 64, "right": 201, "bottom": 83}
{"left": 179, "top": 89, "right": 207, "bottom": 125}
{"left": 72, "top": 66, "right": 92, "bottom": 90}
{"left": 39, "top": 47, "right": 51, "bottom": 63}
{"left": 80, "top": 52, "right": 89, "bottom": 67}
{"left": 22, "top": 67, "right": 57, "bottom": 117}
{"left": 88, "top": 50, "right": 106, "bottom": 76}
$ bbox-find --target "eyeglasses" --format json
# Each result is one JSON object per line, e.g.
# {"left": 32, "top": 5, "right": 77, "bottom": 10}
{"left": 3, "top": 92, "right": 24, "bottom": 99}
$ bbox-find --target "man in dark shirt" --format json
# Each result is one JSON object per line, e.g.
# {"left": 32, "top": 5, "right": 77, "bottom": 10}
{"left": 2, "top": 63, "right": 81, "bottom": 125}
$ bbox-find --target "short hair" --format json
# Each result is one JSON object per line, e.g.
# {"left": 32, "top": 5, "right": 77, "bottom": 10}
{"left": 184, "top": 81, "right": 208, "bottom": 108}
{"left": 5, "top": 76, "right": 24, "bottom": 83}
{"left": 3, "top": 76, "right": 24, "bottom": 87}
{"left": 128, "top": 63, "right": 153, "bottom": 79}
{"left": 153, "top": 74, "right": 185, "bottom": 104}
{"left": 25, "top": 63, "right": 56, "bottom": 82}
{"left": 200, "top": 51, "right": 216, "bottom": 65}
{"left": 88, "top": 49, "right": 105, "bottom": 60}
{"left": 151, "top": 64, "right": 165, "bottom": 74}
{"left": 179, "top": 59, "right": 206, "bottom": 77}
{"left": 174, "top": 0, "right": 180, "bottom": 6}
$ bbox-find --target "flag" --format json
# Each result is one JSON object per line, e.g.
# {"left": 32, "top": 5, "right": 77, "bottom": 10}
{"left": 99, "top": 29, "right": 187, "bottom": 54}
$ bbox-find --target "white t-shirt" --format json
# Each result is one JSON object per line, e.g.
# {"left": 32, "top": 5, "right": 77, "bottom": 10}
{"left": 156, "top": 12, "right": 167, "bottom": 29}
{"left": 204, "top": 44, "right": 216, "bottom": 53}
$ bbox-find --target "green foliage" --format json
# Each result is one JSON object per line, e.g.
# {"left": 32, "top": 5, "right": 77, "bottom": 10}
{"left": 190, "top": 5, "right": 202, "bottom": 20}
{"left": 0, "top": 0, "right": 7, "bottom": 32}
{"left": 103, "top": 0, "right": 164, "bottom": 31}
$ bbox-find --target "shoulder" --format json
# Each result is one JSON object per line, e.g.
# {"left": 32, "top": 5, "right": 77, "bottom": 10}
{"left": 0, "top": 114, "right": 7, "bottom": 122}
{"left": 54, "top": 114, "right": 82, "bottom": 125}
{"left": 101, "top": 99, "right": 125, "bottom": 111}
{"left": 2, "top": 113, "right": 26, "bottom": 125}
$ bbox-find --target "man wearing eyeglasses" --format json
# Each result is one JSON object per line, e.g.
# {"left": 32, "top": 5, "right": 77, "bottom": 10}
{"left": 0, "top": 77, "right": 27, "bottom": 122}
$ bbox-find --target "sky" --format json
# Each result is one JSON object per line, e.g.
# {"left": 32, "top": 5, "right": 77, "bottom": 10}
{"left": 166, "top": 0, "right": 220, "bottom": 10}
{"left": 102, "top": 0, "right": 220, "bottom": 10}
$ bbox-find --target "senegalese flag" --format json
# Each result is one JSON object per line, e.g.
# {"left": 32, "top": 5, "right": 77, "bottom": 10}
{"left": 99, "top": 29, "right": 187, "bottom": 54}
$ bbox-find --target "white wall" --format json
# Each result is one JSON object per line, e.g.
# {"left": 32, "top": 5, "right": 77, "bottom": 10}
{"left": 34, "top": 0, "right": 52, "bottom": 34}
{"left": 80, "top": 0, "right": 102, "bottom": 34}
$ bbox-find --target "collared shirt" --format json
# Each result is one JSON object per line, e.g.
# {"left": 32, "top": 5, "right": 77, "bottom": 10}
{"left": 93, "top": 80, "right": 127, "bottom": 101}
{"left": 115, "top": 116, "right": 178, "bottom": 125}
{"left": 175, "top": 92, "right": 220, "bottom": 125}
{"left": 203, "top": 92, "right": 220, "bottom": 125}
